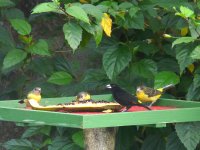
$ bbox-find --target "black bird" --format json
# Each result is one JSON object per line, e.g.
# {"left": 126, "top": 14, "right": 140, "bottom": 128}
{"left": 106, "top": 84, "right": 151, "bottom": 112}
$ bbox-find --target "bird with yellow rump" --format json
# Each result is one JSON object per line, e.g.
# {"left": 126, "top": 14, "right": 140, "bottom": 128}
{"left": 18, "top": 87, "right": 42, "bottom": 105}
{"left": 136, "top": 84, "right": 174, "bottom": 107}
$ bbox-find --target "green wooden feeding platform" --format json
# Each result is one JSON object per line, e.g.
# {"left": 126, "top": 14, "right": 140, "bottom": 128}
{"left": 0, "top": 94, "right": 200, "bottom": 129}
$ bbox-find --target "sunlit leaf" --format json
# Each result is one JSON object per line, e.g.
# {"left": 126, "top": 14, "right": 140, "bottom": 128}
{"left": 172, "top": 37, "right": 196, "bottom": 48}
{"left": 63, "top": 22, "right": 82, "bottom": 51}
{"left": 154, "top": 71, "right": 180, "bottom": 88}
{"left": 65, "top": 5, "right": 90, "bottom": 24}
{"left": 81, "top": 4, "right": 103, "bottom": 21}
{"left": 9, "top": 19, "right": 31, "bottom": 35}
{"left": 32, "top": 2, "right": 64, "bottom": 14}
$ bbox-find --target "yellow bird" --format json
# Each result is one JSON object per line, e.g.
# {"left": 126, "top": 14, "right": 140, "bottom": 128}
{"left": 76, "top": 92, "right": 92, "bottom": 103}
{"left": 18, "top": 87, "right": 42, "bottom": 104}
{"left": 136, "top": 84, "right": 174, "bottom": 107}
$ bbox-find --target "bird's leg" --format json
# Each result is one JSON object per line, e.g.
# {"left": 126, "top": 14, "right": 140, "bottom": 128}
{"left": 121, "top": 106, "right": 131, "bottom": 112}
{"left": 148, "top": 101, "right": 156, "bottom": 107}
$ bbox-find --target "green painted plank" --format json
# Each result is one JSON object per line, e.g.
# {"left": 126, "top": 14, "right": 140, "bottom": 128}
{"left": 0, "top": 107, "right": 83, "bottom": 128}
{"left": 82, "top": 107, "right": 200, "bottom": 128}
{"left": 1, "top": 94, "right": 200, "bottom": 129}
{"left": 158, "top": 98, "right": 200, "bottom": 107}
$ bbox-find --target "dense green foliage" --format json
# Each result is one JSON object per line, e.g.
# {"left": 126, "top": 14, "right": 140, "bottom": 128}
{"left": 1, "top": 0, "right": 200, "bottom": 149}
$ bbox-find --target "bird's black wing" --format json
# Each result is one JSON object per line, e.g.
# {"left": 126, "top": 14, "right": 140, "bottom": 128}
{"left": 143, "top": 87, "right": 162, "bottom": 97}
{"left": 113, "top": 87, "right": 151, "bottom": 110}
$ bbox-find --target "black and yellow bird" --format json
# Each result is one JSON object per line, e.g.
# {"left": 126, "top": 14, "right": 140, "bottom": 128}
{"left": 136, "top": 84, "right": 174, "bottom": 107}
{"left": 18, "top": 87, "right": 42, "bottom": 104}
{"left": 76, "top": 91, "right": 92, "bottom": 103}
{"left": 106, "top": 84, "right": 151, "bottom": 111}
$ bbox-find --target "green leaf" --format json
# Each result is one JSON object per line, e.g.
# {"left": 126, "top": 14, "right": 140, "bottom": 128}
{"left": 193, "top": 74, "right": 200, "bottom": 89}
{"left": 178, "top": 6, "right": 194, "bottom": 18}
{"left": 141, "top": 134, "right": 166, "bottom": 150}
{"left": 81, "top": 4, "right": 103, "bottom": 21}
{"left": 175, "top": 44, "right": 195, "bottom": 73}
{"left": 189, "top": 20, "right": 200, "bottom": 38}
{"left": 124, "top": 12, "right": 144, "bottom": 29}
{"left": 29, "top": 58, "right": 54, "bottom": 76}
{"left": 166, "top": 132, "right": 186, "bottom": 150}
{"left": 175, "top": 122, "right": 200, "bottom": 150}
{"left": 48, "top": 71, "right": 72, "bottom": 85}
{"left": 22, "top": 126, "right": 51, "bottom": 138}
{"left": 28, "top": 39, "right": 50, "bottom": 56}
{"left": 103, "top": 45, "right": 132, "bottom": 80}
{"left": 65, "top": 5, "right": 90, "bottom": 24}
{"left": 172, "top": 37, "right": 196, "bottom": 48}
{"left": 9, "top": 19, "right": 31, "bottom": 35}
{"left": 0, "top": 0, "right": 15, "bottom": 7}
{"left": 32, "top": 2, "right": 64, "bottom": 14}
{"left": 72, "top": 131, "right": 84, "bottom": 148}
{"left": 129, "top": 5, "right": 140, "bottom": 17}
{"left": 154, "top": 71, "right": 180, "bottom": 88}
{"left": 2, "top": 8, "right": 25, "bottom": 19}
{"left": 190, "top": 45, "right": 200, "bottom": 59}
{"left": 79, "top": 22, "right": 95, "bottom": 35}
{"left": 3, "top": 139, "right": 33, "bottom": 150}
{"left": 94, "top": 25, "right": 103, "bottom": 45}
{"left": 158, "top": 58, "right": 180, "bottom": 73}
{"left": 131, "top": 59, "right": 157, "bottom": 78}
{"left": 63, "top": 22, "right": 82, "bottom": 51}
{"left": 3, "top": 49, "right": 27, "bottom": 69}
{"left": 186, "top": 78, "right": 200, "bottom": 101}
{"left": 48, "top": 137, "right": 71, "bottom": 150}
{"left": 0, "top": 25, "right": 15, "bottom": 46}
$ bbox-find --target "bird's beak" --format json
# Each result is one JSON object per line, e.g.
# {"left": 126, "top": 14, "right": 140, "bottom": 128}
{"left": 106, "top": 84, "right": 112, "bottom": 88}
{"left": 136, "top": 87, "right": 141, "bottom": 92}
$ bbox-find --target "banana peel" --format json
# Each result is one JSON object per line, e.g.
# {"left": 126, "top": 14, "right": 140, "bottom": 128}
{"left": 27, "top": 99, "right": 122, "bottom": 113}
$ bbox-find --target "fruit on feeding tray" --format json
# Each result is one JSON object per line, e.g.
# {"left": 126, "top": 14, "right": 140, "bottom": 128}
{"left": 27, "top": 99, "right": 122, "bottom": 112}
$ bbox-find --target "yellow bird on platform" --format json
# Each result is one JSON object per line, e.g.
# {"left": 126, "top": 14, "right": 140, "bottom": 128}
{"left": 76, "top": 92, "right": 92, "bottom": 103}
{"left": 18, "top": 87, "right": 42, "bottom": 104}
{"left": 136, "top": 84, "right": 174, "bottom": 107}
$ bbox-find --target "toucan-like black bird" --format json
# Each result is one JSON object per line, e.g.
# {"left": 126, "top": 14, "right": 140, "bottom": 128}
{"left": 106, "top": 84, "right": 151, "bottom": 111}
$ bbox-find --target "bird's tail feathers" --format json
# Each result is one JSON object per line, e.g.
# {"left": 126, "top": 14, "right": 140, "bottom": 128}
{"left": 162, "top": 84, "right": 174, "bottom": 91}
{"left": 132, "top": 102, "right": 151, "bottom": 110}
{"left": 18, "top": 99, "right": 25, "bottom": 104}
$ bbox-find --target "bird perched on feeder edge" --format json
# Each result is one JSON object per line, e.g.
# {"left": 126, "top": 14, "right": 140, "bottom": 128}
{"left": 106, "top": 84, "right": 151, "bottom": 112}
{"left": 75, "top": 91, "right": 93, "bottom": 103}
{"left": 136, "top": 84, "right": 174, "bottom": 107}
{"left": 18, "top": 87, "right": 42, "bottom": 104}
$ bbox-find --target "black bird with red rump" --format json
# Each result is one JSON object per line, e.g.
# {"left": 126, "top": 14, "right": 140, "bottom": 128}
{"left": 106, "top": 84, "right": 151, "bottom": 112}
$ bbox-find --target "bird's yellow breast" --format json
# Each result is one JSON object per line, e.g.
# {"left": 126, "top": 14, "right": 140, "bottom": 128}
{"left": 136, "top": 91, "right": 161, "bottom": 102}
{"left": 27, "top": 93, "right": 41, "bottom": 102}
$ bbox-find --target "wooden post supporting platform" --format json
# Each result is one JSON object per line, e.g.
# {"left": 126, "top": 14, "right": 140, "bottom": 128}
{"left": 84, "top": 128, "right": 117, "bottom": 150}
